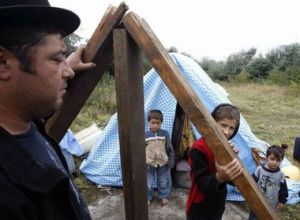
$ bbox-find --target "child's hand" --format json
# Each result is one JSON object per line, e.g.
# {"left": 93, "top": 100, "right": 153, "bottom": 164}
{"left": 229, "top": 140, "right": 239, "bottom": 154}
{"left": 276, "top": 203, "right": 285, "bottom": 210}
{"left": 215, "top": 159, "right": 243, "bottom": 183}
{"left": 67, "top": 46, "right": 96, "bottom": 73}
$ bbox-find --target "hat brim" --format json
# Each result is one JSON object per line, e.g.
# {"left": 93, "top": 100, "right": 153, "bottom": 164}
{"left": 0, "top": 6, "right": 80, "bottom": 36}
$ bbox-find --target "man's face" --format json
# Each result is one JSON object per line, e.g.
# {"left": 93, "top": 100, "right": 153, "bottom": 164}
{"left": 149, "top": 118, "right": 162, "bottom": 132}
{"left": 216, "top": 118, "right": 237, "bottom": 139}
{"left": 13, "top": 34, "right": 74, "bottom": 118}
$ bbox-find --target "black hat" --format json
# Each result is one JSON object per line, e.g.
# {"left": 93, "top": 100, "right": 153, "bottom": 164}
{"left": 0, "top": 0, "right": 80, "bottom": 36}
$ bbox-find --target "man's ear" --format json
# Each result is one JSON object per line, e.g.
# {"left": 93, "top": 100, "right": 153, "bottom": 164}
{"left": 0, "top": 48, "right": 11, "bottom": 80}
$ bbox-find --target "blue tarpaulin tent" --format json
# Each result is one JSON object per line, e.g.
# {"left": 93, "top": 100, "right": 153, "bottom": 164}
{"left": 80, "top": 53, "right": 300, "bottom": 204}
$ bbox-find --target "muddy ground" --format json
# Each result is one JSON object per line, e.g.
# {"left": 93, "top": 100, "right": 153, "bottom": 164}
{"left": 86, "top": 187, "right": 249, "bottom": 220}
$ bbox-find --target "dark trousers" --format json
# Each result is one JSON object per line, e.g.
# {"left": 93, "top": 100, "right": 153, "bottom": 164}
{"left": 248, "top": 210, "right": 257, "bottom": 220}
{"left": 186, "top": 200, "right": 225, "bottom": 220}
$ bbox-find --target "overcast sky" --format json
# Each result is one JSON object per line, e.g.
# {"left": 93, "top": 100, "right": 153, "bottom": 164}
{"left": 51, "top": 0, "right": 300, "bottom": 61}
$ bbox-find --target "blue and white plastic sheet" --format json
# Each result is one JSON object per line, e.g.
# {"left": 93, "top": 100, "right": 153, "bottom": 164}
{"left": 80, "top": 53, "right": 300, "bottom": 204}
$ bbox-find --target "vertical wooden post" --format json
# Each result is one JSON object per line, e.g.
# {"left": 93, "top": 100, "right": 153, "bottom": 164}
{"left": 113, "top": 28, "right": 149, "bottom": 220}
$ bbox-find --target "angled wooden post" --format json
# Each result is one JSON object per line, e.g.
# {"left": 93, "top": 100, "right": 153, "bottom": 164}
{"left": 123, "top": 12, "right": 278, "bottom": 220}
{"left": 45, "top": 2, "right": 128, "bottom": 142}
{"left": 113, "top": 28, "right": 148, "bottom": 220}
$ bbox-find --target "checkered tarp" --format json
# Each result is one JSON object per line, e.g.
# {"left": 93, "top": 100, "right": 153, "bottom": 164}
{"left": 80, "top": 53, "right": 300, "bottom": 204}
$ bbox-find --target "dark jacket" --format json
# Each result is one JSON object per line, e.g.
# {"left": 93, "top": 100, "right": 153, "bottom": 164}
{"left": 0, "top": 122, "right": 91, "bottom": 220}
{"left": 186, "top": 138, "right": 227, "bottom": 220}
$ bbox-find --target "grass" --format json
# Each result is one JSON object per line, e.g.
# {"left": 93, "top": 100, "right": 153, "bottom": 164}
{"left": 220, "top": 82, "right": 300, "bottom": 219}
{"left": 221, "top": 82, "right": 300, "bottom": 164}
{"left": 72, "top": 81, "right": 300, "bottom": 219}
{"left": 70, "top": 73, "right": 117, "bottom": 132}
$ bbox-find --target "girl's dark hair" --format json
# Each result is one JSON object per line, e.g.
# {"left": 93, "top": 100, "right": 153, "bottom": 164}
{"left": 266, "top": 144, "right": 288, "bottom": 161}
{"left": 148, "top": 109, "right": 163, "bottom": 122}
{"left": 0, "top": 26, "right": 64, "bottom": 73}
{"left": 211, "top": 103, "right": 240, "bottom": 139}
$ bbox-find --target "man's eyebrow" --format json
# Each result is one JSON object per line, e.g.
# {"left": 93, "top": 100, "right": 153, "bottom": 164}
{"left": 51, "top": 49, "right": 67, "bottom": 57}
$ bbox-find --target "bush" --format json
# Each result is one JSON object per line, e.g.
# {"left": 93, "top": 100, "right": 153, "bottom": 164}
{"left": 267, "top": 67, "right": 300, "bottom": 86}
{"left": 267, "top": 68, "right": 288, "bottom": 85}
{"left": 231, "top": 70, "right": 252, "bottom": 83}
{"left": 286, "top": 66, "right": 300, "bottom": 84}
{"left": 246, "top": 57, "right": 273, "bottom": 79}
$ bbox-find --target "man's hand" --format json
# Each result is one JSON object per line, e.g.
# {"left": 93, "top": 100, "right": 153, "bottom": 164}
{"left": 67, "top": 46, "right": 96, "bottom": 72}
{"left": 215, "top": 159, "right": 243, "bottom": 183}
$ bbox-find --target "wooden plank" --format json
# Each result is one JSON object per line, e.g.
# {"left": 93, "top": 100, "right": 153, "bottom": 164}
{"left": 45, "top": 2, "right": 128, "bottom": 142}
{"left": 113, "top": 28, "right": 148, "bottom": 220}
{"left": 123, "top": 12, "right": 278, "bottom": 220}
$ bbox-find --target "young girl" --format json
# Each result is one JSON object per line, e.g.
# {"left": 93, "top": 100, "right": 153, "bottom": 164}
{"left": 248, "top": 144, "right": 289, "bottom": 220}
{"left": 186, "top": 103, "right": 243, "bottom": 220}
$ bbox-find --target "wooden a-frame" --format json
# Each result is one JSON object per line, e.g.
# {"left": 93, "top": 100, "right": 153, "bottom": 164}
{"left": 45, "top": 2, "right": 278, "bottom": 220}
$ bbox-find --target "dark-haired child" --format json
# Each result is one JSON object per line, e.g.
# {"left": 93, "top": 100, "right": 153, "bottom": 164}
{"left": 248, "top": 144, "right": 289, "bottom": 220}
{"left": 145, "top": 109, "right": 175, "bottom": 205}
{"left": 186, "top": 104, "right": 243, "bottom": 220}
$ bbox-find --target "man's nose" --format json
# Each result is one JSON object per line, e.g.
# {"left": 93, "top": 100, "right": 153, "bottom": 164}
{"left": 61, "top": 60, "right": 75, "bottom": 79}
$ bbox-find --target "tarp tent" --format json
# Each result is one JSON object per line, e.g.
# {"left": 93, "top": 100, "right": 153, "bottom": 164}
{"left": 80, "top": 53, "right": 300, "bottom": 204}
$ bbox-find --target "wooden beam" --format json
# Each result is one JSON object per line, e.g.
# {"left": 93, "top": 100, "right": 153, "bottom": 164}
{"left": 113, "top": 28, "right": 148, "bottom": 220}
{"left": 45, "top": 2, "right": 128, "bottom": 142}
{"left": 123, "top": 12, "right": 278, "bottom": 220}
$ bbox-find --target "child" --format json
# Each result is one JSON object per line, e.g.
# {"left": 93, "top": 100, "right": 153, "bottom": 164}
{"left": 248, "top": 144, "right": 289, "bottom": 220}
{"left": 145, "top": 109, "right": 175, "bottom": 205}
{"left": 186, "top": 103, "right": 243, "bottom": 220}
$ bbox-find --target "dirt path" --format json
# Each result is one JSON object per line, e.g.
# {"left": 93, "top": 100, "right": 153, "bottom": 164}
{"left": 88, "top": 188, "right": 249, "bottom": 220}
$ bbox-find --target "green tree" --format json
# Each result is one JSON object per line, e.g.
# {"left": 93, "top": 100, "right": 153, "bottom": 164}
{"left": 223, "top": 48, "right": 257, "bottom": 78}
{"left": 64, "top": 33, "right": 82, "bottom": 55}
{"left": 282, "top": 44, "right": 300, "bottom": 68}
{"left": 246, "top": 56, "right": 273, "bottom": 79}
{"left": 266, "top": 43, "right": 300, "bottom": 71}
{"left": 199, "top": 57, "right": 225, "bottom": 80}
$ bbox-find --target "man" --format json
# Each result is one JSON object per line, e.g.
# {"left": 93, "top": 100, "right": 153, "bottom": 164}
{"left": 0, "top": 1, "right": 95, "bottom": 219}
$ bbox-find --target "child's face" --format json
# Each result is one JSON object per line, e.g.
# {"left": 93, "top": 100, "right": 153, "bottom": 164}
{"left": 266, "top": 153, "right": 281, "bottom": 170}
{"left": 149, "top": 118, "right": 162, "bottom": 132}
{"left": 216, "top": 118, "right": 237, "bottom": 140}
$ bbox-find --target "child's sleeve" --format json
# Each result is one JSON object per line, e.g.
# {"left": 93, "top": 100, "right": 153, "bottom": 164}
{"left": 190, "top": 148, "right": 225, "bottom": 195}
{"left": 278, "top": 173, "right": 288, "bottom": 204}
{"left": 252, "top": 166, "right": 260, "bottom": 182}
{"left": 165, "top": 131, "right": 175, "bottom": 168}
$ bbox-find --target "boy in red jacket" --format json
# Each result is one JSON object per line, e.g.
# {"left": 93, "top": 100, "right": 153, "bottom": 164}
{"left": 186, "top": 104, "right": 243, "bottom": 220}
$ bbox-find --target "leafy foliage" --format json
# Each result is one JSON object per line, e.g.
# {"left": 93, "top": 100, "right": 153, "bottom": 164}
{"left": 246, "top": 56, "right": 273, "bottom": 79}
{"left": 71, "top": 74, "right": 116, "bottom": 132}
{"left": 64, "top": 33, "right": 83, "bottom": 56}
{"left": 198, "top": 58, "right": 225, "bottom": 80}
{"left": 196, "top": 43, "right": 300, "bottom": 85}
{"left": 266, "top": 43, "right": 300, "bottom": 71}
{"left": 223, "top": 48, "right": 257, "bottom": 77}
{"left": 267, "top": 66, "right": 300, "bottom": 85}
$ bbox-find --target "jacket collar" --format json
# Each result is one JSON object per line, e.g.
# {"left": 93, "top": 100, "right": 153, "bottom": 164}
{"left": 0, "top": 125, "right": 68, "bottom": 193}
